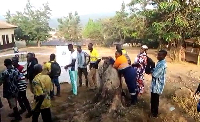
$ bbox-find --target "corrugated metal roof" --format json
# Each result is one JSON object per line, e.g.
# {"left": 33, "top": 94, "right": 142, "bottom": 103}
{"left": 41, "top": 40, "right": 85, "bottom": 46}
{"left": 0, "top": 21, "right": 17, "bottom": 29}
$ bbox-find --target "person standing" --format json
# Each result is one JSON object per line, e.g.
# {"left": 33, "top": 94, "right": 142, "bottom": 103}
{"left": 116, "top": 44, "right": 131, "bottom": 65}
{"left": 88, "top": 43, "right": 101, "bottom": 90}
{"left": 132, "top": 45, "right": 148, "bottom": 94}
{"left": 150, "top": 50, "right": 167, "bottom": 117}
{"left": 0, "top": 59, "right": 22, "bottom": 122}
{"left": 112, "top": 50, "right": 138, "bottom": 105}
{"left": 26, "top": 53, "right": 38, "bottom": 91}
{"left": 65, "top": 44, "right": 78, "bottom": 95}
{"left": 12, "top": 57, "right": 32, "bottom": 117}
{"left": 13, "top": 45, "right": 19, "bottom": 53}
{"left": 43, "top": 54, "right": 61, "bottom": 98}
{"left": 77, "top": 45, "right": 89, "bottom": 87}
{"left": 31, "top": 64, "right": 53, "bottom": 122}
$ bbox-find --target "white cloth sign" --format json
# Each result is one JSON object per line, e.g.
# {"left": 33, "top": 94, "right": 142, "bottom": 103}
{"left": 56, "top": 46, "right": 72, "bottom": 83}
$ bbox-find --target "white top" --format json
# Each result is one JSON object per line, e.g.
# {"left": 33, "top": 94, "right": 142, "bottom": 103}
{"left": 70, "top": 50, "right": 78, "bottom": 71}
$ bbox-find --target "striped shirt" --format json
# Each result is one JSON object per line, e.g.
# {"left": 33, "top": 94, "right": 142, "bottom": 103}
{"left": 16, "top": 65, "right": 27, "bottom": 91}
{"left": 151, "top": 59, "right": 167, "bottom": 94}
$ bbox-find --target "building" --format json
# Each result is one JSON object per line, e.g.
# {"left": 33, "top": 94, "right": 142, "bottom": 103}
{"left": 0, "top": 21, "right": 17, "bottom": 50}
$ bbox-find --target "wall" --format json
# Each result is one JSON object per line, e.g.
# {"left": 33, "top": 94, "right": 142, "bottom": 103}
{"left": 0, "top": 28, "right": 15, "bottom": 50}
{"left": 15, "top": 41, "right": 26, "bottom": 48}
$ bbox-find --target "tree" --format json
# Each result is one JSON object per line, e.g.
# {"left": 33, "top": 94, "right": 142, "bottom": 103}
{"left": 5, "top": 0, "right": 51, "bottom": 46}
{"left": 82, "top": 19, "right": 104, "bottom": 42}
{"left": 57, "top": 11, "right": 82, "bottom": 41}
{"left": 129, "top": 0, "right": 200, "bottom": 61}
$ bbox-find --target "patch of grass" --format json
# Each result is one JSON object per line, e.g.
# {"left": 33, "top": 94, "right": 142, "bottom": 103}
{"left": 173, "top": 96, "right": 200, "bottom": 121}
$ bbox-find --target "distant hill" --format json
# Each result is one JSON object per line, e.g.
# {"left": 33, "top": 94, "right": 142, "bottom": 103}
{"left": 0, "top": 12, "right": 116, "bottom": 29}
{"left": 49, "top": 12, "right": 116, "bottom": 29}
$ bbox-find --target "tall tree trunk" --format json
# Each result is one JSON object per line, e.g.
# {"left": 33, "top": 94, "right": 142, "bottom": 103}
{"left": 170, "top": 39, "right": 183, "bottom": 62}
{"left": 37, "top": 39, "right": 40, "bottom": 47}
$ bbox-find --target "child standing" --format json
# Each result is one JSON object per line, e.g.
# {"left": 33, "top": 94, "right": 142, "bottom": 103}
{"left": 150, "top": 50, "right": 167, "bottom": 117}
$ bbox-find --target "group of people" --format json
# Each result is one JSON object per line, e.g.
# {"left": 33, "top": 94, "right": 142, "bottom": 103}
{"left": 64, "top": 43, "right": 168, "bottom": 118}
{"left": 0, "top": 52, "right": 52, "bottom": 122}
{"left": 112, "top": 44, "right": 167, "bottom": 118}
{"left": 0, "top": 43, "right": 168, "bottom": 122}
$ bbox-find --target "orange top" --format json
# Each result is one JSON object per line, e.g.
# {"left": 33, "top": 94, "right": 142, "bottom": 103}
{"left": 113, "top": 55, "right": 130, "bottom": 70}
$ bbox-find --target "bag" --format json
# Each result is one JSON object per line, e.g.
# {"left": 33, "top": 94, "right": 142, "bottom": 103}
{"left": 145, "top": 56, "right": 155, "bottom": 74}
{"left": 49, "top": 61, "right": 61, "bottom": 78}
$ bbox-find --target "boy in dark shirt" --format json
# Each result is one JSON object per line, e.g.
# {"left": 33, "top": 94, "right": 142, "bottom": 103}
{"left": 0, "top": 59, "right": 22, "bottom": 122}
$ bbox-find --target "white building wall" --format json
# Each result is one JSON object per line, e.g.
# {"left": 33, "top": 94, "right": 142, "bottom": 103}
{"left": 0, "top": 28, "right": 15, "bottom": 45}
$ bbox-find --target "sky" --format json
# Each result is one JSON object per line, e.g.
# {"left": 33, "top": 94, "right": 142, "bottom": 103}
{"left": 0, "top": 0, "right": 132, "bottom": 17}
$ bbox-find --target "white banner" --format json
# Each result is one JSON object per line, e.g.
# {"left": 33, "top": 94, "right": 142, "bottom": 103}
{"left": 56, "top": 46, "right": 71, "bottom": 83}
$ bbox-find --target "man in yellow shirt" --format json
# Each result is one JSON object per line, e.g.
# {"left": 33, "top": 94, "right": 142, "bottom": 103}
{"left": 88, "top": 43, "right": 101, "bottom": 90}
{"left": 31, "top": 64, "right": 53, "bottom": 122}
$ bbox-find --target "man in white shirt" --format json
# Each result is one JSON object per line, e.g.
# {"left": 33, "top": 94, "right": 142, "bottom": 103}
{"left": 64, "top": 44, "right": 78, "bottom": 95}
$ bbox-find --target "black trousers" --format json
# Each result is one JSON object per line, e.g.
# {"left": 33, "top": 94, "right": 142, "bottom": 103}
{"left": 32, "top": 108, "right": 52, "bottom": 122}
{"left": 18, "top": 91, "right": 32, "bottom": 113}
{"left": 151, "top": 92, "right": 160, "bottom": 116}
{"left": 78, "top": 67, "right": 88, "bottom": 86}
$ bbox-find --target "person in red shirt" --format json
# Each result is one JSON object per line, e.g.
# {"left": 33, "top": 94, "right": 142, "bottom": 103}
{"left": 12, "top": 57, "right": 32, "bottom": 118}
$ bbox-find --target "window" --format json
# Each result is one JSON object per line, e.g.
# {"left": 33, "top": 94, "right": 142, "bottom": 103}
{"left": 2, "top": 35, "right": 6, "bottom": 45}
{"left": 6, "top": 35, "right": 9, "bottom": 44}
{"left": 12, "top": 34, "right": 15, "bottom": 43}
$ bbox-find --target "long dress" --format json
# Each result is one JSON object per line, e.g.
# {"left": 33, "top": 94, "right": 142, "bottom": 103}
{"left": 134, "top": 52, "right": 147, "bottom": 94}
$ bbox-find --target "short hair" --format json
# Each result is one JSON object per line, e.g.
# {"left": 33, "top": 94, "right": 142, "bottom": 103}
{"left": 50, "top": 54, "right": 56, "bottom": 60}
{"left": 159, "top": 50, "right": 167, "bottom": 57}
{"left": 12, "top": 57, "right": 19, "bottom": 62}
{"left": 4, "top": 59, "right": 12, "bottom": 66}
{"left": 68, "top": 44, "right": 73, "bottom": 48}
{"left": 27, "top": 53, "right": 34, "bottom": 57}
{"left": 88, "top": 43, "right": 93, "bottom": 46}
{"left": 77, "top": 45, "right": 81, "bottom": 49}
{"left": 116, "top": 50, "right": 123, "bottom": 55}
{"left": 34, "top": 64, "right": 43, "bottom": 71}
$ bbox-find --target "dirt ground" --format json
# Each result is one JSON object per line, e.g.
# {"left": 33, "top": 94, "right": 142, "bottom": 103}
{"left": 0, "top": 46, "right": 200, "bottom": 122}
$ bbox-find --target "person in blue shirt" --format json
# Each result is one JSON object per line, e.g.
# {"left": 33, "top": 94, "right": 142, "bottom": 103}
{"left": 77, "top": 45, "right": 89, "bottom": 87}
{"left": 150, "top": 50, "right": 167, "bottom": 117}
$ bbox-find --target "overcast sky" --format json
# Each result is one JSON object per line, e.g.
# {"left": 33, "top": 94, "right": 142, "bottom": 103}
{"left": 0, "top": 0, "right": 132, "bottom": 17}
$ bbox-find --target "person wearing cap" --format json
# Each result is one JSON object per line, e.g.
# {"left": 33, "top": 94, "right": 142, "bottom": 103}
{"left": 132, "top": 45, "right": 148, "bottom": 94}
{"left": 116, "top": 44, "right": 131, "bottom": 65}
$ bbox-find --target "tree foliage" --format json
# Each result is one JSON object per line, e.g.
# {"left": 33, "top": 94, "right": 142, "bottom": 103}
{"left": 83, "top": 0, "right": 199, "bottom": 61}
{"left": 82, "top": 19, "right": 103, "bottom": 42}
{"left": 57, "top": 12, "right": 82, "bottom": 41}
{"left": 140, "top": 0, "right": 200, "bottom": 61}
{"left": 5, "top": 0, "right": 51, "bottom": 46}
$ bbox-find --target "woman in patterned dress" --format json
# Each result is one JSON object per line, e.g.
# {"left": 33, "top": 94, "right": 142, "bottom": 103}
{"left": 132, "top": 45, "right": 148, "bottom": 94}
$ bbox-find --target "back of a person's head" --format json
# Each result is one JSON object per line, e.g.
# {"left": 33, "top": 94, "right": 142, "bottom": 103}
{"left": 159, "top": 50, "right": 168, "bottom": 57}
{"left": 50, "top": 54, "right": 56, "bottom": 60}
{"left": 4, "top": 59, "right": 12, "bottom": 66}
{"left": 34, "top": 64, "right": 43, "bottom": 73}
{"left": 12, "top": 57, "right": 19, "bottom": 62}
